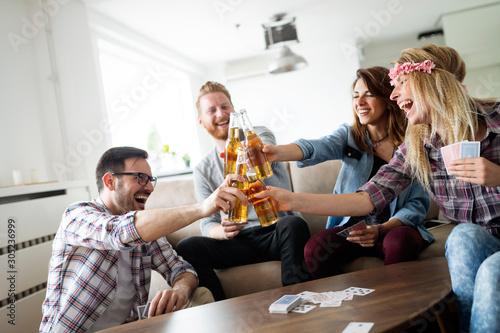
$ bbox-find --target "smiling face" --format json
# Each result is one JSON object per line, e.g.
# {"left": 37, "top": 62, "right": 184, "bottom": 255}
{"left": 198, "top": 92, "right": 235, "bottom": 141}
{"left": 390, "top": 74, "right": 430, "bottom": 125}
{"left": 111, "top": 157, "right": 154, "bottom": 213}
{"left": 352, "top": 79, "right": 388, "bottom": 127}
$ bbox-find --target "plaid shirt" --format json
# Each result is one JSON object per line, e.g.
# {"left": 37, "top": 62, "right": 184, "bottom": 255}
{"left": 40, "top": 198, "right": 197, "bottom": 333}
{"left": 360, "top": 102, "right": 500, "bottom": 237}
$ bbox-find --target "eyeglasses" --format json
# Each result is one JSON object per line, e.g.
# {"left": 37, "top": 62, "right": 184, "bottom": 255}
{"left": 111, "top": 172, "right": 157, "bottom": 188}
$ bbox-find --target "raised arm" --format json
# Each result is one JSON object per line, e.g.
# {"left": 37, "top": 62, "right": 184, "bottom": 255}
{"left": 262, "top": 143, "right": 304, "bottom": 163}
{"left": 256, "top": 187, "right": 375, "bottom": 218}
{"left": 135, "top": 174, "right": 247, "bottom": 242}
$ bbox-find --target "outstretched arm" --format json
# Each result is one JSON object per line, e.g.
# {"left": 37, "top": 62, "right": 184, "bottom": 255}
{"left": 262, "top": 143, "right": 304, "bottom": 163}
{"left": 256, "top": 186, "right": 375, "bottom": 217}
{"left": 135, "top": 174, "right": 247, "bottom": 242}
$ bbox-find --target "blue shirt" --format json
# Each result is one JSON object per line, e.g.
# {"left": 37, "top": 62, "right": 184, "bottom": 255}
{"left": 294, "top": 123, "right": 433, "bottom": 243}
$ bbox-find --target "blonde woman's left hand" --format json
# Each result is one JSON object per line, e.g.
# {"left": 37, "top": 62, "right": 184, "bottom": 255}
{"left": 449, "top": 157, "right": 500, "bottom": 187}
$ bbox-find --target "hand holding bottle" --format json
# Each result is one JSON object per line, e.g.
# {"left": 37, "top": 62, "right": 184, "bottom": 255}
{"left": 220, "top": 214, "right": 247, "bottom": 240}
{"left": 254, "top": 186, "right": 295, "bottom": 212}
{"left": 262, "top": 143, "right": 305, "bottom": 163}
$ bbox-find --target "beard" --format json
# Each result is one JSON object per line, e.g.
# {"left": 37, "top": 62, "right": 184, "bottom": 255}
{"left": 205, "top": 124, "right": 229, "bottom": 141}
{"left": 114, "top": 182, "right": 136, "bottom": 212}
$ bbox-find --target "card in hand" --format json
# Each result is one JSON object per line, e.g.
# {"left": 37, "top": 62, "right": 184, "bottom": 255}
{"left": 441, "top": 141, "right": 480, "bottom": 173}
{"left": 460, "top": 141, "right": 480, "bottom": 158}
{"left": 440, "top": 144, "right": 456, "bottom": 172}
{"left": 137, "top": 305, "right": 146, "bottom": 320}
{"left": 337, "top": 220, "right": 367, "bottom": 238}
{"left": 142, "top": 303, "right": 151, "bottom": 319}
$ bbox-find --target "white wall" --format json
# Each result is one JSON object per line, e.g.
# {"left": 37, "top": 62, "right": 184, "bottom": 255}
{"left": 2, "top": 1, "right": 498, "bottom": 192}
{"left": 440, "top": 3, "right": 500, "bottom": 100}
{"left": 221, "top": 41, "right": 359, "bottom": 145}
{"left": 1, "top": 0, "right": 106, "bottom": 197}
{"left": 1, "top": 0, "right": 54, "bottom": 187}
{"left": 360, "top": 2, "right": 500, "bottom": 101}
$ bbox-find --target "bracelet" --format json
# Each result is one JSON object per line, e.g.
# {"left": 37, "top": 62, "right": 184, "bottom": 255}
{"left": 377, "top": 225, "right": 387, "bottom": 240}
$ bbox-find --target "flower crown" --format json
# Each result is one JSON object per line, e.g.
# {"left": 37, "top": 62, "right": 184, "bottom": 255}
{"left": 388, "top": 60, "right": 436, "bottom": 81}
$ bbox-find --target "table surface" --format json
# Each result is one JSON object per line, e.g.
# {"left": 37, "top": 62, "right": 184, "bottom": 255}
{"left": 99, "top": 257, "right": 453, "bottom": 333}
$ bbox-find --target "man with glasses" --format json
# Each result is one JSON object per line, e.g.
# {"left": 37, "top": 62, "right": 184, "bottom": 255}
{"left": 40, "top": 146, "right": 247, "bottom": 333}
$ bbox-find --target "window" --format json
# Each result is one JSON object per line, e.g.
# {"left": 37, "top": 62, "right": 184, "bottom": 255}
{"left": 95, "top": 37, "right": 199, "bottom": 176}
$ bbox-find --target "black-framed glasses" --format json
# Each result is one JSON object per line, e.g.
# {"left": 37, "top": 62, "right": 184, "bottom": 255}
{"left": 111, "top": 172, "right": 157, "bottom": 188}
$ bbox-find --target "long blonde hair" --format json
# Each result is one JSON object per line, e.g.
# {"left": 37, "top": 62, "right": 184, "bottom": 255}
{"left": 395, "top": 44, "right": 495, "bottom": 188}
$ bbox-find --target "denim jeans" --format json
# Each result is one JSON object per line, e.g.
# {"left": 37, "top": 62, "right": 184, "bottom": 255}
{"left": 445, "top": 223, "right": 500, "bottom": 333}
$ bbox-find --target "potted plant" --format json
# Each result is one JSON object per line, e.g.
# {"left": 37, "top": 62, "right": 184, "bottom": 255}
{"left": 182, "top": 153, "right": 191, "bottom": 168}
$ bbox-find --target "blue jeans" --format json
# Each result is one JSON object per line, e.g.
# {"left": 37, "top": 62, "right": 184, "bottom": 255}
{"left": 445, "top": 223, "right": 500, "bottom": 333}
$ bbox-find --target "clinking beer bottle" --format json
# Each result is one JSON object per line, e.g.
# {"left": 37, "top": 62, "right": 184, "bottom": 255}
{"left": 238, "top": 109, "right": 273, "bottom": 179}
{"left": 229, "top": 147, "right": 248, "bottom": 223}
{"left": 246, "top": 164, "right": 278, "bottom": 227}
{"left": 223, "top": 111, "right": 241, "bottom": 178}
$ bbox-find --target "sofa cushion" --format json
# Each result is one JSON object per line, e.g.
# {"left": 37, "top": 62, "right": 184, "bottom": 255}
{"left": 288, "top": 160, "right": 341, "bottom": 236}
{"left": 146, "top": 175, "right": 202, "bottom": 247}
{"left": 216, "top": 261, "right": 282, "bottom": 299}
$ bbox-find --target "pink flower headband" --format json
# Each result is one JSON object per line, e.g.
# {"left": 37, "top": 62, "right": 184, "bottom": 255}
{"left": 388, "top": 60, "right": 436, "bottom": 81}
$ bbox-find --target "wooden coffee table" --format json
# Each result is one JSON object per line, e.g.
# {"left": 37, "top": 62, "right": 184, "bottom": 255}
{"left": 99, "top": 257, "right": 455, "bottom": 333}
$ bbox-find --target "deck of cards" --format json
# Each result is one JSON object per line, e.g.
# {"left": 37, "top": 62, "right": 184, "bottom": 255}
{"left": 269, "top": 287, "right": 375, "bottom": 314}
{"left": 337, "top": 220, "right": 367, "bottom": 238}
{"left": 441, "top": 140, "right": 480, "bottom": 173}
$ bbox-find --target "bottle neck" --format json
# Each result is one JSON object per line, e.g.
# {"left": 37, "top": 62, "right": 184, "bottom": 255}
{"left": 239, "top": 111, "right": 254, "bottom": 132}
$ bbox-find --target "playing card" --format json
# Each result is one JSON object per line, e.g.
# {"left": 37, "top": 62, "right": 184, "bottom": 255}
{"left": 137, "top": 305, "right": 146, "bottom": 320}
{"left": 297, "top": 291, "right": 318, "bottom": 303}
{"left": 442, "top": 141, "right": 480, "bottom": 174}
{"left": 319, "top": 299, "right": 342, "bottom": 307}
{"left": 345, "top": 287, "right": 375, "bottom": 296}
{"left": 337, "top": 220, "right": 367, "bottom": 238}
{"left": 142, "top": 303, "right": 151, "bottom": 318}
{"left": 336, "top": 228, "right": 351, "bottom": 238}
{"left": 291, "top": 304, "right": 316, "bottom": 313}
{"left": 451, "top": 142, "right": 462, "bottom": 160}
{"left": 310, "top": 292, "right": 333, "bottom": 304}
{"left": 349, "top": 220, "right": 367, "bottom": 231}
{"left": 341, "top": 322, "right": 374, "bottom": 333}
{"left": 440, "top": 145, "right": 455, "bottom": 172}
{"left": 460, "top": 141, "right": 480, "bottom": 158}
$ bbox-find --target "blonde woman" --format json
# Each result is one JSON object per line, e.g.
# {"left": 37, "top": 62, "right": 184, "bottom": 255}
{"left": 257, "top": 44, "right": 500, "bottom": 333}
{"left": 264, "top": 66, "right": 432, "bottom": 279}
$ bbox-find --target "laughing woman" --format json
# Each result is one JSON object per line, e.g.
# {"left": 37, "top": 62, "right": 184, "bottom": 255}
{"left": 263, "top": 66, "right": 432, "bottom": 279}
{"left": 259, "top": 44, "right": 500, "bottom": 333}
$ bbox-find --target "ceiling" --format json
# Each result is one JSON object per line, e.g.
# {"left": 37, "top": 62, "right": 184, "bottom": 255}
{"left": 83, "top": 0, "right": 499, "bottom": 66}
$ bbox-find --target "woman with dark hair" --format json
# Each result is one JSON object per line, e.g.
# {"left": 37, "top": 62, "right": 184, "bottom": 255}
{"left": 263, "top": 66, "right": 432, "bottom": 279}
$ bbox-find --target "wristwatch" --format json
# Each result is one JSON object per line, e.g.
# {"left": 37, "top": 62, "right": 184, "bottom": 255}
{"left": 377, "top": 225, "right": 387, "bottom": 240}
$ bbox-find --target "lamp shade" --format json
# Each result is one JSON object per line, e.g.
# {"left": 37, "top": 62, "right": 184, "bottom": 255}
{"left": 268, "top": 45, "right": 308, "bottom": 74}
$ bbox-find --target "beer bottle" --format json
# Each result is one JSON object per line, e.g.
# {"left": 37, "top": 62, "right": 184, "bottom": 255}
{"left": 246, "top": 164, "right": 278, "bottom": 227}
{"left": 229, "top": 147, "right": 248, "bottom": 223}
{"left": 238, "top": 109, "right": 273, "bottom": 179}
{"left": 223, "top": 111, "right": 241, "bottom": 178}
